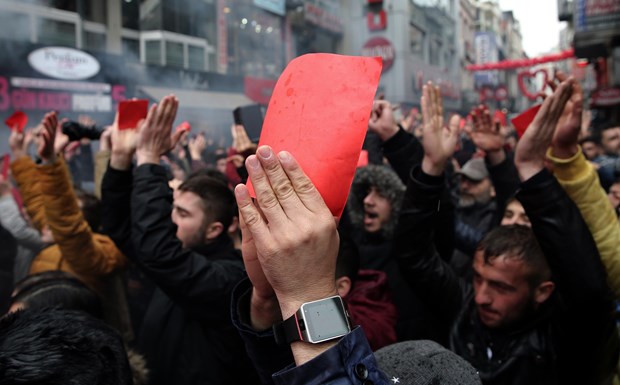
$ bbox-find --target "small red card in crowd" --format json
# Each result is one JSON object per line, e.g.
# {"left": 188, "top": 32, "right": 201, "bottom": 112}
{"left": 117, "top": 100, "right": 149, "bottom": 130}
{"left": 5, "top": 111, "right": 28, "bottom": 133}
{"left": 494, "top": 110, "right": 507, "bottom": 127}
{"left": 247, "top": 53, "right": 382, "bottom": 218}
{"left": 1, "top": 154, "right": 9, "bottom": 179}
{"left": 176, "top": 121, "right": 191, "bottom": 133}
{"left": 511, "top": 104, "right": 542, "bottom": 138}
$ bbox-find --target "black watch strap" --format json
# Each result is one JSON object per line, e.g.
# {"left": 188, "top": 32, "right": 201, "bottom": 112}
{"left": 273, "top": 312, "right": 304, "bottom": 345}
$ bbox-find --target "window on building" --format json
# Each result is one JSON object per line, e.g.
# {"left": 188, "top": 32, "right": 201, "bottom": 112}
{"left": 122, "top": 38, "right": 140, "bottom": 60}
{"left": 140, "top": 1, "right": 162, "bottom": 31}
{"left": 409, "top": 25, "right": 424, "bottom": 56}
{"left": 85, "top": 31, "right": 106, "bottom": 51}
{"left": 145, "top": 40, "right": 162, "bottom": 65}
{"left": 38, "top": 18, "right": 76, "bottom": 46}
{"left": 429, "top": 38, "right": 441, "bottom": 66}
{"left": 0, "top": 11, "right": 30, "bottom": 42}
{"left": 226, "top": 2, "right": 284, "bottom": 79}
{"left": 165, "top": 41, "right": 184, "bottom": 68}
{"left": 188, "top": 45, "right": 205, "bottom": 71}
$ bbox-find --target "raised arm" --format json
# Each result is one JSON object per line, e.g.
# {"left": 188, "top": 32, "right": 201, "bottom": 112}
{"left": 235, "top": 146, "right": 389, "bottom": 384}
{"left": 128, "top": 96, "right": 245, "bottom": 320}
{"left": 9, "top": 129, "right": 46, "bottom": 231}
{"left": 395, "top": 82, "right": 467, "bottom": 324}
{"left": 36, "top": 112, "right": 125, "bottom": 278}
{"left": 466, "top": 105, "right": 520, "bottom": 216}
{"left": 545, "top": 72, "right": 620, "bottom": 299}
{"left": 514, "top": 77, "right": 610, "bottom": 303}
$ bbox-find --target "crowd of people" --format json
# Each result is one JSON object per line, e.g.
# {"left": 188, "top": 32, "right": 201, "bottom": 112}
{"left": 1, "top": 70, "right": 620, "bottom": 385}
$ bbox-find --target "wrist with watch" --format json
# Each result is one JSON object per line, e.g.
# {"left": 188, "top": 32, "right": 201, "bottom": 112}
{"left": 273, "top": 295, "right": 352, "bottom": 345}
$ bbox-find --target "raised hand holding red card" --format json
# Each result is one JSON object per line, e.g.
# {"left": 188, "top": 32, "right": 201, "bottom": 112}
{"left": 246, "top": 53, "right": 382, "bottom": 218}
{"left": 5, "top": 111, "right": 28, "bottom": 133}
{"left": 118, "top": 100, "right": 149, "bottom": 130}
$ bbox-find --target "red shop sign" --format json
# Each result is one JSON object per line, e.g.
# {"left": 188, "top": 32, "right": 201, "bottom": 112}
{"left": 362, "top": 37, "right": 395, "bottom": 72}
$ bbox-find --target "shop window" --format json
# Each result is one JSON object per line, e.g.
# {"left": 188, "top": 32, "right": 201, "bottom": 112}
{"left": 165, "top": 41, "right": 184, "bottom": 68}
{"left": 188, "top": 45, "right": 205, "bottom": 71}
{"left": 85, "top": 31, "right": 106, "bottom": 52}
{"left": 226, "top": 3, "right": 284, "bottom": 79}
{"left": 145, "top": 40, "right": 162, "bottom": 65}
{"left": 0, "top": 11, "right": 30, "bottom": 42}
{"left": 38, "top": 18, "right": 77, "bottom": 47}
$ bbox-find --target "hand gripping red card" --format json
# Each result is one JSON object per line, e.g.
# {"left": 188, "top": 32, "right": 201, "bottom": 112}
{"left": 5, "top": 111, "right": 28, "bottom": 133}
{"left": 247, "top": 54, "right": 382, "bottom": 218}
{"left": 511, "top": 104, "right": 542, "bottom": 138}
{"left": 118, "top": 100, "right": 149, "bottom": 130}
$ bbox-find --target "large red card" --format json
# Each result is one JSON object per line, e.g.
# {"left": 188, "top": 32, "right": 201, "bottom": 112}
{"left": 511, "top": 104, "right": 542, "bottom": 138}
{"left": 118, "top": 100, "right": 149, "bottom": 130}
{"left": 247, "top": 54, "right": 382, "bottom": 218}
{"left": 5, "top": 111, "right": 28, "bottom": 133}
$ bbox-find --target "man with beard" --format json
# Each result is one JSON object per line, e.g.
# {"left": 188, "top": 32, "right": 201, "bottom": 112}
{"left": 101, "top": 96, "right": 257, "bottom": 385}
{"left": 395, "top": 80, "right": 618, "bottom": 384}
{"left": 450, "top": 157, "right": 497, "bottom": 278}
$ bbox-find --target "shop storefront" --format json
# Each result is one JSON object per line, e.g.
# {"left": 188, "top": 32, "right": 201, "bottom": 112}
{"left": 0, "top": 40, "right": 257, "bottom": 154}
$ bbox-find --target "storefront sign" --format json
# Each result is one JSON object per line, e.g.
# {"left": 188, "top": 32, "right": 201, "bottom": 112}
{"left": 367, "top": 10, "right": 387, "bottom": 31}
{"left": 28, "top": 47, "right": 100, "bottom": 80}
{"left": 591, "top": 87, "right": 620, "bottom": 107}
{"left": 362, "top": 37, "right": 395, "bottom": 72}
{"left": 304, "top": 2, "right": 343, "bottom": 34}
{"left": 0, "top": 76, "right": 123, "bottom": 113}
{"left": 575, "top": 0, "right": 620, "bottom": 32}
{"left": 254, "top": 0, "right": 285, "bottom": 16}
{"left": 474, "top": 32, "right": 498, "bottom": 87}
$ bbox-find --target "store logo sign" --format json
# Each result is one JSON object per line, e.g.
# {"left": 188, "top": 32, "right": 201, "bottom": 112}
{"left": 28, "top": 47, "right": 100, "bottom": 80}
{"left": 362, "top": 37, "right": 395, "bottom": 72}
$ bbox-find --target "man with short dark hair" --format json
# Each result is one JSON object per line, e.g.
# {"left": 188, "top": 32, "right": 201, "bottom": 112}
{"left": 593, "top": 122, "right": 620, "bottom": 190}
{"left": 395, "top": 81, "right": 618, "bottom": 384}
{"left": 0, "top": 308, "right": 133, "bottom": 384}
{"left": 101, "top": 96, "right": 257, "bottom": 385}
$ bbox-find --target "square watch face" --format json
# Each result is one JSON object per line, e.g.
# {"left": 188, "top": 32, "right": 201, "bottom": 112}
{"left": 301, "top": 297, "right": 349, "bottom": 343}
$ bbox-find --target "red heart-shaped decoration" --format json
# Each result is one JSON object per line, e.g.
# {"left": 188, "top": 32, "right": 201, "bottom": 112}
{"left": 518, "top": 69, "right": 548, "bottom": 100}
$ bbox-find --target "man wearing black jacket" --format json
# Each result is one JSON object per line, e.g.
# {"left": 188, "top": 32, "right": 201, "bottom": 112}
{"left": 101, "top": 96, "right": 257, "bottom": 385}
{"left": 395, "top": 81, "right": 618, "bottom": 384}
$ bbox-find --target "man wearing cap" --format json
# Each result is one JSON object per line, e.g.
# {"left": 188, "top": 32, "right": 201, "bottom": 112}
{"left": 451, "top": 157, "right": 496, "bottom": 278}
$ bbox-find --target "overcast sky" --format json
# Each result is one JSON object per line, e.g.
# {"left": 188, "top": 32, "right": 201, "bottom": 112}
{"left": 498, "top": 0, "right": 565, "bottom": 57}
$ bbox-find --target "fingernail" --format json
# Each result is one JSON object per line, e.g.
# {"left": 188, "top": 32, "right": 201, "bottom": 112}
{"left": 246, "top": 155, "right": 259, "bottom": 169}
{"left": 278, "top": 151, "right": 291, "bottom": 162}
{"left": 257, "top": 146, "right": 272, "bottom": 159}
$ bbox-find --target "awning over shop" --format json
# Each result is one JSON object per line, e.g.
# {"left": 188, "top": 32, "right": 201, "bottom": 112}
{"left": 138, "top": 86, "right": 253, "bottom": 110}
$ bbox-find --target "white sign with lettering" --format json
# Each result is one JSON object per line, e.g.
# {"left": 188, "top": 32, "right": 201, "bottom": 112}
{"left": 28, "top": 47, "right": 100, "bottom": 80}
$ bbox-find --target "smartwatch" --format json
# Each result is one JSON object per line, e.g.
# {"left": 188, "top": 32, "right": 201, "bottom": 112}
{"left": 273, "top": 295, "right": 352, "bottom": 345}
